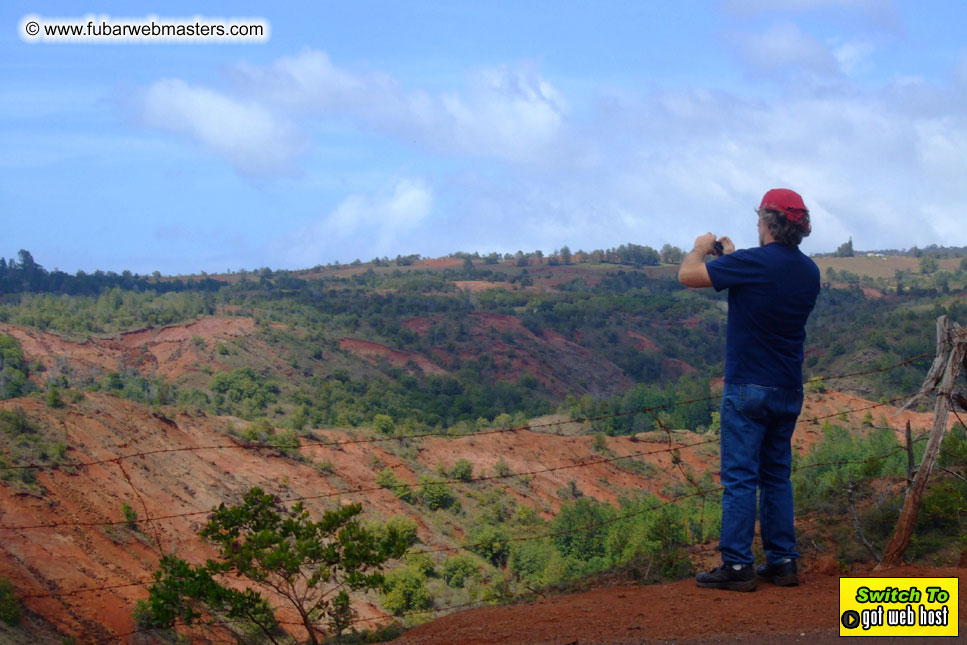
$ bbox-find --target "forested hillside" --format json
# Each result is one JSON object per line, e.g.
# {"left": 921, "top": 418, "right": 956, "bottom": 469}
{"left": 1, "top": 246, "right": 966, "bottom": 642}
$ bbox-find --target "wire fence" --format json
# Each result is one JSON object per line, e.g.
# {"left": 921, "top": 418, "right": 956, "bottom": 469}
{"left": 2, "top": 349, "right": 957, "bottom": 644}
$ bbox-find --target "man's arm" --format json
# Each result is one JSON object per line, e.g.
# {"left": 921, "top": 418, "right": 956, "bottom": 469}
{"left": 678, "top": 233, "right": 734, "bottom": 288}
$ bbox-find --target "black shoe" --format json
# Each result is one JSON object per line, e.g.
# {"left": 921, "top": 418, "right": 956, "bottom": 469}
{"left": 756, "top": 558, "right": 799, "bottom": 586}
{"left": 695, "top": 563, "right": 757, "bottom": 592}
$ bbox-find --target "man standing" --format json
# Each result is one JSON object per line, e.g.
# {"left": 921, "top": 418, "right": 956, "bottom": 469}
{"left": 678, "top": 188, "right": 820, "bottom": 592}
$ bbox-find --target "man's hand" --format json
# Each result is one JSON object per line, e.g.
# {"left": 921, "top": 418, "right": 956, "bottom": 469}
{"left": 678, "top": 232, "right": 728, "bottom": 288}
{"left": 692, "top": 232, "right": 717, "bottom": 256}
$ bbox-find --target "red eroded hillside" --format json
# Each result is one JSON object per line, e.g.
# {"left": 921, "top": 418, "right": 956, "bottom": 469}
{"left": 0, "top": 384, "right": 953, "bottom": 641}
{"left": 0, "top": 316, "right": 958, "bottom": 642}
{"left": 0, "top": 391, "right": 719, "bottom": 641}
{"left": 0, "top": 317, "right": 258, "bottom": 381}
{"left": 398, "top": 312, "right": 634, "bottom": 398}
{"left": 339, "top": 337, "right": 450, "bottom": 376}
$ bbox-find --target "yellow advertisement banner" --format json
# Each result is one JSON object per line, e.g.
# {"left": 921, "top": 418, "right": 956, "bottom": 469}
{"left": 839, "top": 577, "right": 958, "bottom": 637}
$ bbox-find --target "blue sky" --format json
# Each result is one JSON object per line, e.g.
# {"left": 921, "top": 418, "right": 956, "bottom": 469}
{"left": 3, "top": 1, "right": 966, "bottom": 275}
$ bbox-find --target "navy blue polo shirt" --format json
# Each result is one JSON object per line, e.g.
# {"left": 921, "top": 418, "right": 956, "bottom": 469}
{"left": 706, "top": 243, "right": 820, "bottom": 388}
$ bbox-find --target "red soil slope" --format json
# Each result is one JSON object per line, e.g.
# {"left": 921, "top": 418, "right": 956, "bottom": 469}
{"left": 0, "top": 392, "right": 714, "bottom": 641}
{"left": 0, "top": 317, "right": 959, "bottom": 642}
{"left": 400, "top": 313, "right": 634, "bottom": 398}
{"left": 0, "top": 317, "right": 256, "bottom": 381}
{"left": 339, "top": 337, "right": 449, "bottom": 376}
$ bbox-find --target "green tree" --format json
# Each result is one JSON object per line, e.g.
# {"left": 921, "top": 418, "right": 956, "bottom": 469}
{"left": 373, "top": 414, "right": 395, "bottom": 435}
{"left": 209, "top": 367, "right": 279, "bottom": 417}
{"left": 660, "top": 243, "right": 684, "bottom": 264}
{"left": 919, "top": 255, "right": 939, "bottom": 274}
{"left": 551, "top": 497, "right": 615, "bottom": 562}
{"left": 380, "top": 566, "right": 430, "bottom": 615}
{"left": 465, "top": 524, "right": 510, "bottom": 566}
{"left": 139, "top": 487, "right": 408, "bottom": 644}
{"left": 835, "top": 238, "right": 854, "bottom": 257}
{"left": 442, "top": 555, "right": 478, "bottom": 587}
{"left": 0, "top": 335, "right": 33, "bottom": 399}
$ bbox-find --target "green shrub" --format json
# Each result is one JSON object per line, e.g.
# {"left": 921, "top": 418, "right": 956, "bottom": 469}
{"left": 0, "top": 335, "right": 35, "bottom": 400}
{"left": 375, "top": 468, "right": 413, "bottom": 503}
{"left": 442, "top": 555, "right": 478, "bottom": 588}
{"left": 241, "top": 418, "right": 275, "bottom": 443}
{"left": 373, "top": 414, "right": 395, "bottom": 435}
{"left": 0, "top": 577, "right": 20, "bottom": 626}
{"left": 551, "top": 497, "right": 614, "bottom": 562}
{"left": 404, "top": 552, "right": 436, "bottom": 577}
{"left": 209, "top": 367, "right": 279, "bottom": 417}
{"left": 591, "top": 432, "right": 608, "bottom": 453}
{"left": 509, "top": 539, "right": 554, "bottom": 583}
{"left": 449, "top": 458, "right": 474, "bottom": 482}
{"left": 46, "top": 385, "right": 65, "bottom": 408}
{"left": 268, "top": 428, "right": 301, "bottom": 452}
{"left": 0, "top": 407, "right": 37, "bottom": 436}
{"left": 380, "top": 567, "right": 430, "bottom": 615}
{"left": 465, "top": 525, "right": 509, "bottom": 567}
{"left": 383, "top": 515, "right": 419, "bottom": 546}
{"left": 417, "top": 475, "right": 455, "bottom": 510}
{"left": 121, "top": 503, "right": 138, "bottom": 529}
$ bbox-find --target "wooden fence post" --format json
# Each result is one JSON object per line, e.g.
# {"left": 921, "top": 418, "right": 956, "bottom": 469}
{"left": 875, "top": 315, "right": 966, "bottom": 570}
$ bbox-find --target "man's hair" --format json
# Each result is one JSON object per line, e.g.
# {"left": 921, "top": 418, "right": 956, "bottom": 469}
{"left": 758, "top": 208, "right": 810, "bottom": 246}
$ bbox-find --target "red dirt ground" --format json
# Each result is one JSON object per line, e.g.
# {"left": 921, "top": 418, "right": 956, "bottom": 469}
{"left": 338, "top": 337, "right": 449, "bottom": 376}
{"left": 391, "top": 564, "right": 966, "bottom": 644}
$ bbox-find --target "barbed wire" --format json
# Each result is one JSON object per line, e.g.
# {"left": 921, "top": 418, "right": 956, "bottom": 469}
{"left": 79, "top": 446, "right": 917, "bottom": 644}
{"left": 0, "top": 390, "right": 917, "bottom": 533}
{"left": 0, "top": 352, "right": 931, "bottom": 475}
{"left": 0, "top": 398, "right": 715, "bottom": 474}
{"left": 13, "top": 438, "right": 914, "bottom": 604}
{"left": 0, "top": 436, "right": 717, "bottom": 532}
{"left": 10, "top": 436, "right": 925, "bottom": 645}
{"left": 0, "top": 353, "right": 952, "bottom": 643}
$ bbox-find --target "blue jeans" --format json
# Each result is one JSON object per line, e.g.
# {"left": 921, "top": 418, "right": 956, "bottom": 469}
{"left": 718, "top": 383, "right": 803, "bottom": 565}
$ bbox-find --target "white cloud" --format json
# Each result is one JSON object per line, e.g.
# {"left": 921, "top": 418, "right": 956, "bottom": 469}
{"left": 138, "top": 79, "right": 306, "bottom": 177}
{"left": 424, "top": 74, "right": 967, "bottom": 258}
{"left": 134, "top": 46, "right": 967, "bottom": 263}
{"left": 728, "top": 21, "right": 839, "bottom": 77}
{"left": 232, "top": 50, "right": 566, "bottom": 162}
{"left": 276, "top": 179, "right": 434, "bottom": 266}
{"left": 832, "top": 40, "right": 875, "bottom": 75}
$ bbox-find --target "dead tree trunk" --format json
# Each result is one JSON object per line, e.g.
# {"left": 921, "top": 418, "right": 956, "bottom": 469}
{"left": 875, "top": 315, "right": 966, "bottom": 570}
